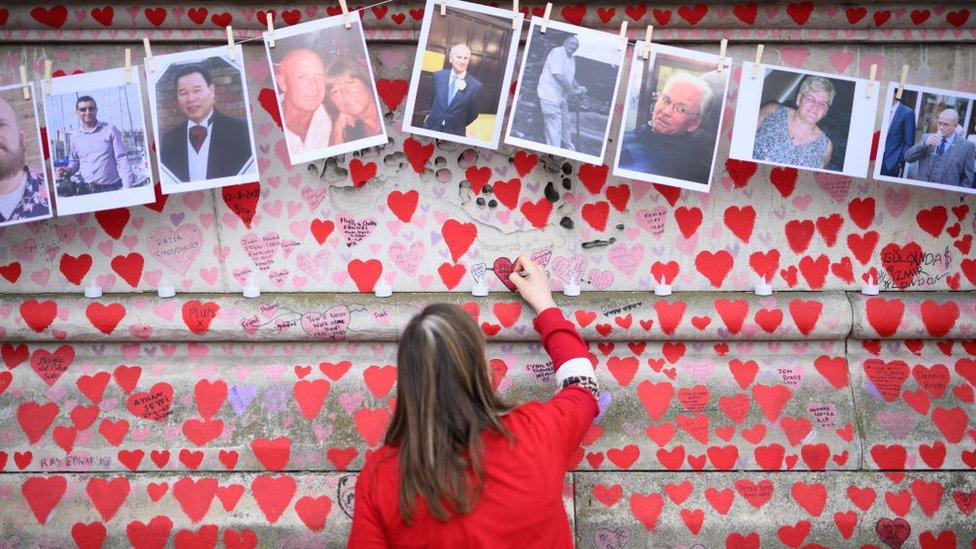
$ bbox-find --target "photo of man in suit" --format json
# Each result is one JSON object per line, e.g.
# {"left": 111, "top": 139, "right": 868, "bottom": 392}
{"left": 422, "top": 44, "right": 483, "bottom": 136}
{"left": 904, "top": 108, "right": 975, "bottom": 188}
{"left": 880, "top": 91, "right": 917, "bottom": 177}
{"left": 160, "top": 64, "right": 254, "bottom": 184}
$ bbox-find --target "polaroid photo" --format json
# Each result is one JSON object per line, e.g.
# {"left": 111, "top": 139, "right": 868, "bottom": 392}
{"left": 504, "top": 16, "right": 627, "bottom": 164}
{"left": 0, "top": 82, "right": 53, "bottom": 226}
{"left": 729, "top": 62, "right": 879, "bottom": 177}
{"left": 874, "top": 82, "right": 975, "bottom": 195}
{"left": 147, "top": 44, "right": 260, "bottom": 194}
{"left": 401, "top": 0, "right": 523, "bottom": 149}
{"left": 612, "top": 42, "right": 731, "bottom": 193}
{"left": 42, "top": 68, "right": 154, "bottom": 216}
{"left": 265, "top": 10, "right": 388, "bottom": 165}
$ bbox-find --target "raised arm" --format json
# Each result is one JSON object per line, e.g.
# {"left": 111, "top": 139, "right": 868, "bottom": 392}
{"left": 508, "top": 254, "right": 598, "bottom": 400}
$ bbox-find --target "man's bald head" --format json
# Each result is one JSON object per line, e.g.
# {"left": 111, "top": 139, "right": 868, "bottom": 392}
{"left": 277, "top": 48, "right": 327, "bottom": 114}
{"left": 936, "top": 108, "right": 960, "bottom": 139}
{"left": 0, "top": 96, "right": 26, "bottom": 181}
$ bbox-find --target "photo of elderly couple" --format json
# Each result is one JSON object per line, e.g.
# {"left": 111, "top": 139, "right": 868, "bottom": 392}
{"left": 874, "top": 82, "right": 976, "bottom": 195}
{"left": 265, "top": 10, "right": 388, "bottom": 165}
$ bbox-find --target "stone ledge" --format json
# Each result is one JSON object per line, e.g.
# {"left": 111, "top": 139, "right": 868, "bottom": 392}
{"left": 849, "top": 292, "right": 976, "bottom": 340}
{"left": 1, "top": 291, "right": 853, "bottom": 342}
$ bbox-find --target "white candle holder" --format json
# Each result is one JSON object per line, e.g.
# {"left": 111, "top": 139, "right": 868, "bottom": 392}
{"left": 84, "top": 281, "right": 102, "bottom": 299}
{"left": 374, "top": 280, "right": 393, "bottom": 298}
{"left": 156, "top": 278, "right": 176, "bottom": 299}
{"left": 653, "top": 276, "right": 671, "bottom": 296}
{"left": 242, "top": 274, "right": 261, "bottom": 299}
{"left": 471, "top": 279, "right": 490, "bottom": 297}
{"left": 754, "top": 278, "right": 773, "bottom": 296}
{"left": 562, "top": 280, "right": 581, "bottom": 297}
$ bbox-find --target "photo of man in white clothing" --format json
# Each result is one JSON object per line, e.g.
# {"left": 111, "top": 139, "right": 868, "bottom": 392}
{"left": 537, "top": 35, "right": 587, "bottom": 151}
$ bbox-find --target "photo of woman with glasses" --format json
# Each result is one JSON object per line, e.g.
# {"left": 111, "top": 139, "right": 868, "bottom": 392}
{"left": 731, "top": 64, "right": 876, "bottom": 177}
{"left": 613, "top": 43, "right": 731, "bottom": 192}
{"left": 753, "top": 75, "right": 839, "bottom": 169}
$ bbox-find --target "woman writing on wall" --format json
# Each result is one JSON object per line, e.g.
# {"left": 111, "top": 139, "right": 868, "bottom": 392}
{"left": 753, "top": 75, "right": 835, "bottom": 169}
{"left": 348, "top": 254, "right": 599, "bottom": 547}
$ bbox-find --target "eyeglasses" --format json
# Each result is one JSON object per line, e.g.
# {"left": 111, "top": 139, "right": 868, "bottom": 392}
{"left": 800, "top": 94, "right": 830, "bottom": 111}
{"left": 652, "top": 93, "right": 699, "bottom": 117}
{"left": 77, "top": 106, "right": 97, "bottom": 112}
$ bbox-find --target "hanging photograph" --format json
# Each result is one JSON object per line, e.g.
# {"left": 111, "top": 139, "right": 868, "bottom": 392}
{"left": 729, "top": 63, "right": 878, "bottom": 177}
{"left": 147, "top": 45, "right": 259, "bottom": 194}
{"left": 612, "top": 42, "right": 731, "bottom": 193}
{"left": 874, "top": 82, "right": 975, "bottom": 194}
{"left": 42, "top": 67, "right": 154, "bottom": 216}
{"left": 0, "top": 82, "right": 52, "bottom": 227}
{"left": 504, "top": 16, "right": 626, "bottom": 164}
{"left": 402, "top": 0, "right": 523, "bottom": 148}
{"left": 265, "top": 10, "right": 387, "bottom": 165}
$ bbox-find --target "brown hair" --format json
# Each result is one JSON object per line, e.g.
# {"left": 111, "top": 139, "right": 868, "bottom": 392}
{"left": 385, "top": 303, "right": 514, "bottom": 523}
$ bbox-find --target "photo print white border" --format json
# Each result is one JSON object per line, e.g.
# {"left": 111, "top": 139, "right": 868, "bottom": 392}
{"left": 612, "top": 42, "right": 731, "bottom": 193}
{"left": 729, "top": 62, "right": 879, "bottom": 178}
{"left": 264, "top": 10, "right": 388, "bottom": 165}
{"left": 401, "top": 0, "right": 523, "bottom": 149}
{"left": 0, "top": 82, "right": 53, "bottom": 226}
{"left": 146, "top": 44, "right": 260, "bottom": 195}
{"left": 873, "top": 81, "right": 976, "bottom": 195}
{"left": 42, "top": 67, "right": 155, "bottom": 216}
{"left": 504, "top": 16, "right": 627, "bottom": 165}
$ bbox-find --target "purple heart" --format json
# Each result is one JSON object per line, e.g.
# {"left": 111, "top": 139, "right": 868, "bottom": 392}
{"left": 91, "top": 344, "right": 106, "bottom": 356}
{"left": 230, "top": 385, "right": 257, "bottom": 415}
{"left": 170, "top": 213, "right": 185, "bottom": 227}
{"left": 263, "top": 385, "right": 289, "bottom": 413}
{"left": 143, "top": 346, "right": 157, "bottom": 357}
{"left": 594, "top": 391, "right": 613, "bottom": 423}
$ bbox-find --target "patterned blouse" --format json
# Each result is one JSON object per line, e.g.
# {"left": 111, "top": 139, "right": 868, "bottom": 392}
{"left": 0, "top": 167, "right": 50, "bottom": 224}
{"left": 753, "top": 105, "right": 830, "bottom": 169}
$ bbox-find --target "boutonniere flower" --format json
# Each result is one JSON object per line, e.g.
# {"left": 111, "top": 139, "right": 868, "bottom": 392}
{"left": 457, "top": 78, "right": 467, "bottom": 91}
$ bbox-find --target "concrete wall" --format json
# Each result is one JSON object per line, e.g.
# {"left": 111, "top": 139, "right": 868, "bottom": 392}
{"left": 1, "top": 2, "right": 975, "bottom": 547}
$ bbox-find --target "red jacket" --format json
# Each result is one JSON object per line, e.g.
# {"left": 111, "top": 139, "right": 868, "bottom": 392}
{"left": 348, "top": 307, "right": 597, "bottom": 548}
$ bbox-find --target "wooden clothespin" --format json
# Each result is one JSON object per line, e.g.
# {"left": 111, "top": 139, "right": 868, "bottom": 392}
{"left": 512, "top": 0, "right": 520, "bottom": 30}
{"left": 226, "top": 26, "right": 236, "bottom": 60}
{"left": 866, "top": 63, "right": 877, "bottom": 98}
{"left": 619, "top": 21, "right": 628, "bottom": 43}
{"left": 540, "top": 3, "right": 553, "bottom": 33}
{"left": 267, "top": 11, "right": 276, "bottom": 47}
{"left": 143, "top": 37, "right": 155, "bottom": 73}
{"left": 895, "top": 64, "right": 910, "bottom": 100}
{"left": 751, "top": 44, "right": 764, "bottom": 78}
{"left": 19, "top": 66, "right": 30, "bottom": 100}
{"left": 339, "top": 0, "right": 351, "bottom": 29}
{"left": 716, "top": 38, "right": 728, "bottom": 73}
{"left": 44, "top": 59, "right": 52, "bottom": 95}
{"left": 124, "top": 48, "right": 132, "bottom": 83}
{"left": 641, "top": 26, "right": 654, "bottom": 60}
{"left": 440, "top": 2, "right": 447, "bottom": 16}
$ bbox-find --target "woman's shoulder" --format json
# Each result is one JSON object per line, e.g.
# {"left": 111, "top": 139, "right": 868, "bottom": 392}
{"left": 360, "top": 444, "right": 401, "bottom": 478}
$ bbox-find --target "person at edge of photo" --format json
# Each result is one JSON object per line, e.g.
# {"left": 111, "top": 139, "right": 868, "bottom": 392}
{"left": 880, "top": 89, "right": 916, "bottom": 177}
{"left": 0, "top": 96, "right": 48, "bottom": 223}
{"left": 348, "top": 253, "right": 599, "bottom": 548}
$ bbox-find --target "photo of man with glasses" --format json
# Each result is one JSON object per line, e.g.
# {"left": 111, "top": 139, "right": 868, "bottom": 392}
{"left": 613, "top": 44, "right": 730, "bottom": 191}
{"left": 55, "top": 95, "right": 136, "bottom": 195}
{"left": 618, "top": 71, "right": 715, "bottom": 184}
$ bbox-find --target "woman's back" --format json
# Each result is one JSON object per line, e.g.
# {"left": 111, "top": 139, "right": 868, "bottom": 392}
{"left": 347, "top": 255, "right": 599, "bottom": 548}
{"left": 351, "top": 386, "right": 597, "bottom": 548}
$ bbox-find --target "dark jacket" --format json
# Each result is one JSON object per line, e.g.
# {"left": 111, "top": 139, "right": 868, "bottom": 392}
{"left": 619, "top": 123, "right": 713, "bottom": 184}
{"left": 160, "top": 109, "right": 253, "bottom": 183}
{"left": 422, "top": 69, "right": 483, "bottom": 136}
